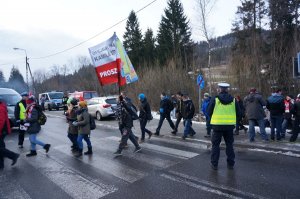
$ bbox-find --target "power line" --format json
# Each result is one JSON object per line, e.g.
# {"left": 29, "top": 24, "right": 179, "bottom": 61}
{"left": 31, "top": 0, "right": 158, "bottom": 60}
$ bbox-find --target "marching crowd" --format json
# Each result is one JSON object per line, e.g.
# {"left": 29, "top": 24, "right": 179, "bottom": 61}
{"left": 1, "top": 84, "right": 300, "bottom": 170}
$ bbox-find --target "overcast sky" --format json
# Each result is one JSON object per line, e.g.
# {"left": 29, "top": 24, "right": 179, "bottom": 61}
{"left": 0, "top": 0, "right": 240, "bottom": 81}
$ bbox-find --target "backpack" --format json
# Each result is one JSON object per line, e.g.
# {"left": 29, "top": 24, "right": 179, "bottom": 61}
{"left": 36, "top": 105, "right": 47, "bottom": 125}
{"left": 89, "top": 114, "right": 96, "bottom": 130}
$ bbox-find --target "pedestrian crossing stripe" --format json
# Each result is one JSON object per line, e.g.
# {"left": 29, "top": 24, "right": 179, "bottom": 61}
{"left": 84, "top": 138, "right": 178, "bottom": 169}
{"left": 106, "top": 136, "right": 199, "bottom": 159}
{"left": 0, "top": 174, "right": 32, "bottom": 199}
{"left": 55, "top": 145, "right": 147, "bottom": 183}
{"left": 23, "top": 153, "right": 118, "bottom": 199}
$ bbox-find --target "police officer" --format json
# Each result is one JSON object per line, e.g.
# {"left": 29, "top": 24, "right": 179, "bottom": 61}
{"left": 14, "top": 92, "right": 29, "bottom": 148}
{"left": 207, "top": 83, "right": 240, "bottom": 170}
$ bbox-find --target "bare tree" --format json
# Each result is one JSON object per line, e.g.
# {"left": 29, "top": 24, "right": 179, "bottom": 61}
{"left": 194, "top": 0, "right": 217, "bottom": 94}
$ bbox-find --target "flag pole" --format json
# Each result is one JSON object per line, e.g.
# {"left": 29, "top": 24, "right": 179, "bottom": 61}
{"left": 114, "top": 32, "right": 121, "bottom": 96}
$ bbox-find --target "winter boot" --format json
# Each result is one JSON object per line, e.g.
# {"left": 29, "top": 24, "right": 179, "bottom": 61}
{"left": 75, "top": 149, "right": 83, "bottom": 157}
{"left": 44, "top": 144, "right": 51, "bottom": 153}
{"left": 84, "top": 147, "right": 93, "bottom": 155}
{"left": 26, "top": 150, "right": 37, "bottom": 157}
{"left": 11, "top": 154, "right": 20, "bottom": 166}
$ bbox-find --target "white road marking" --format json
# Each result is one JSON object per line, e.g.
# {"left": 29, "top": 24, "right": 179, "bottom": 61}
{"left": 91, "top": 138, "right": 178, "bottom": 169}
{"left": 24, "top": 154, "right": 117, "bottom": 199}
{"left": 0, "top": 174, "right": 31, "bottom": 199}
{"left": 55, "top": 145, "right": 147, "bottom": 183}
{"left": 248, "top": 148, "right": 300, "bottom": 158}
{"left": 161, "top": 173, "right": 243, "bottom": 199}
{"left": 107, "top": 136, "right": 199, "bottom": 159}
{"left": 168, "top": 170, "right": 268, "bottom": 199}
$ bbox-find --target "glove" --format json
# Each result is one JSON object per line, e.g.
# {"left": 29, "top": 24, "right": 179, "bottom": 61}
{"left": 72, "top": 121, "right": 78, "bottom": 126}
{"left": 159, "top": 108, "right": 164, "bottom": 114}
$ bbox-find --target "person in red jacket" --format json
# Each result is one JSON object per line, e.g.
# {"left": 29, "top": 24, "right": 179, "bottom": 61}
{"left": 0, "top": 97, "right": 20, "bottom": 170}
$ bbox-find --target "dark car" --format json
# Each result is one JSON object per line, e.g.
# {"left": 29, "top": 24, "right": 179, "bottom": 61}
{"left": 0, "top": 88, "right": 22, "bottom": 127}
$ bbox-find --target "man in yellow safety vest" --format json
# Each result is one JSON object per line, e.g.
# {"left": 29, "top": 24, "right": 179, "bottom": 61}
{"left": 14, "top": 92, "right": 29, "bottom": 148}
{"left": 207, "top": 83, "right": 240, "bottom": 170}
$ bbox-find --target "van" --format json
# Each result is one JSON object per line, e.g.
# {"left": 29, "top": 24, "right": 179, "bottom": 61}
{"left": 0, "top": 88, "right": 22, "bottom": 127}
{"left": 39, "top": 91, "right": 64, "bottom": 111}
{"left": 68, "top": 91, "right": 98, "bottom": 101}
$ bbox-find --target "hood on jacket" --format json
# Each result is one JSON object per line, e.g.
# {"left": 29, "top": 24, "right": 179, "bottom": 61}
{"left": 217, "top": 92, "right": 234, "bottom": 105}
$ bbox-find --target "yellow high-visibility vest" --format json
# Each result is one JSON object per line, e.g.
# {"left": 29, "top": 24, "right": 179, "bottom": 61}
{"left": 19, "top": 102, "right": 26, "bottom": 120}
{"left": 211, "top": 98, "right": 236, "bottom": 125}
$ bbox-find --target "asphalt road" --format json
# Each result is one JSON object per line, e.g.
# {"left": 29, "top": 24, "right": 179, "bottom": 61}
{"left": 1, "top": 111, "right": 300, "bottom": 199}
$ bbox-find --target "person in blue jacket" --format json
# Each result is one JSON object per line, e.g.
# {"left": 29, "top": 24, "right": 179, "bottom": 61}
{"left": 201, "top": 93, "right": 212, "bottom": 138}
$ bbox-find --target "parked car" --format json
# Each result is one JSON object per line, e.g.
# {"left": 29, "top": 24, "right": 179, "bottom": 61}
{"left": 39, "top": 91, "right": 64, "bottom": 111}
{"left": 0, "top": 88, "right": 22, "bottom": 127}
{"left": 69, "top": 91, "right": 98, "bottom": 102}
{"left": 88, "top": 96, "right": 117, "bottom": 121}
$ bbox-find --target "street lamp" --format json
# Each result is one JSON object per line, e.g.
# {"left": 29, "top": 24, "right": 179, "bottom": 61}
{"left": 13, "top": 47, "right": 35, "bottom": 94}
{"left": 13, "top": 47, "right": 29, "bottom": 91}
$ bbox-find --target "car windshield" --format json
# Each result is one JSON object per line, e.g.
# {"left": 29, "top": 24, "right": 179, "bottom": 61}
{"left": 48, "top": 92, "right": 63, "bottom": 99}
{"left": 105, "top": 98, "right": 117, "bottom": 105}
{"left": 84, "top": 92, "right": 98, "bottom": 99}
{"left": 0, "top": 94, "right": 21, "bottom": 106}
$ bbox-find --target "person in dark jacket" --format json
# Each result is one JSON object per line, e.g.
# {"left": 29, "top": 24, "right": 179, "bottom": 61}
{"left": 66, "top": 98, "right": 79, "bottom": 152}
{"left": 138, "top": 93, "right": 153, "bottom": 142}
{"left": 155, "top": 92, "right": 175, "bottom": 136}
{"left": 114, "top": 95, "right": 141, "bottom": 156}
{"left": 290, "top": 94, "right": 300, "bottom": 142}
{"left": 207, "top": 83, "right": 240, "bottom": 170}
{"left": 172, "top": 92, "right": 184, "bottom": 135}
{"left": 244, "top": 88, "right": 268, "bottom": 142}
{"left": 25, "top": 96, "right": 51, "bottom": 157}
{"left": 0, "top": 97, "right": 19, "bottom": 169}
{"left": 201, "top": 93, "right": 212, "bottom": 138}
{"left": 120, "top": 91, "right": 139, "bottom": 142}
{"left": 14, "top": 92, "right": 29, "bottom": 148}
{"left": 234, "top": 95, "right": 248, "bottom": 135}
{"left": 181, "top": 93, "right": 196, "bottom": 139}
{"left": 72, "top": 101, "right": 92, "bottom": 157}
{"left": 282, "top": 95, "right": 293, "bottom": 138}
{"left": 266, "top": 89, "right": 285, "bottom": 141}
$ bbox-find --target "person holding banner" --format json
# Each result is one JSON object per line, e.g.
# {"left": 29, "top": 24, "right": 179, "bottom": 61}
{"left": 114, "top": 95, "right": 141, "bottom": 156}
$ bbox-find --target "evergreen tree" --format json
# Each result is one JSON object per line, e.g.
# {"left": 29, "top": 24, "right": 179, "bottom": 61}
{"left": 156, "top": 0, "right": 192, "bottom": 66}
{"left": 123, "top": 10, "right": 143, "bottom": 68}
{"left": 8, "top": 66, "right": 27, "bottom": 93}
{"left": 0, "top": 70, "right": 5, "bottom": 86}
{"left": 142, "top": 28, "right": 156, "bottom": 66}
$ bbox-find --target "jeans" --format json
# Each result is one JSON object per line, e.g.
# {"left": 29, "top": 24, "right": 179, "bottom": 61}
{"left": 0, "top": 134, "right": 19, "bottom": 168}
{"left": 290, "top": 117, "right": 300, "bottom": 142}
{"left": 211, "top": 130, "right": 235, "bottom": 167}
{"left": 119, "top": 127, "right": 139, "bottom": 152}
{"left": 270, "top": 115, "right": 283, "bottom": 140}
{"left": 29, "top": 134, "right": 45, "bottom": 151}
{"left": 183, "top": 119, "right": 195, "bottom": 136}
{"left": 140, "top": 119, "right": 151, "bottom": 140}
{"left": 156, "top": 113, "right": 175, "bottom": 134}
{"left": 282, "top": 118, "right": 291, "bottom": 137}
{"left": 248, "top": 119, "right": 268, "bottom": 141}
{"left": 68, "top": 133, "right": 78, "bottom": 147}
{"left": 77, "top": 134, "right": 92, "bottom": 150}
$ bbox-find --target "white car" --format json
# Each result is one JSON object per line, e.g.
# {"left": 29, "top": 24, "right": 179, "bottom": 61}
{"left": 88, "top": 96, "right": 118, "bottom": 121}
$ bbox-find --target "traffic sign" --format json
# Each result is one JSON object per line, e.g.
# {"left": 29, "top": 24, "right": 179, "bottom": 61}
{"left": 197, "top": 74, "right": 205, "bottom": 89}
